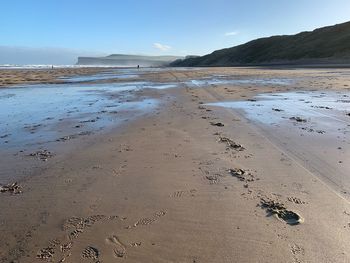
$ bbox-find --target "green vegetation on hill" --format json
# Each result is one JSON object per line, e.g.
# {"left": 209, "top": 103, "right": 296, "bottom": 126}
{"left": 171, "top": 21, "right": 350, "bottom": 67}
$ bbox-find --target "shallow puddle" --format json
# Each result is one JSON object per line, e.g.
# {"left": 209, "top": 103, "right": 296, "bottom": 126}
{"left": 206, "top": 91, "right": 350, "bottom": 126}
{"left": 207, "top": 90, "right": 350, "bottom": 194}
{"left": 0, "top": 82, "right": 159, "bottom": 149}
{"left": 61, "top": 70, "right": 139, "bottom": 82}
{"left": 189, "top": 77, "right": 293, "bottom": 87}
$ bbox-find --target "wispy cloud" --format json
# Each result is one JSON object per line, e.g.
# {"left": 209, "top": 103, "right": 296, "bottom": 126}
{"left": 225, "top": 31, "right": 239, "bottom": 36}
{"left": 153, "top": 43, "right": 171, "bottom": 51}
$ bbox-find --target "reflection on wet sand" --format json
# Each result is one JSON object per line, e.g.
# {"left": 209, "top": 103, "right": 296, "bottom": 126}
{"left": 0, "top": 82, "right": 158, "bottom": 151}
{"left": 207, "top": 90, "right": 350, "bottom": 195}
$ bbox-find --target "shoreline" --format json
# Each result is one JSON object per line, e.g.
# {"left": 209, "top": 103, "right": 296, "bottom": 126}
{"left": 2, "top": 65, "right": 350, "bottom": 88}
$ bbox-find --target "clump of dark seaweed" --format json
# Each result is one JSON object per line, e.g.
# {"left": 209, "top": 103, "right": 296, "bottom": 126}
{"left": 260, "top": 198, "right": 303, "bottom": 225}
{"left": 219, "top": 136, "right": 245, "bottom": 151}
{"left": 0, "top": 182, "right": 22, "bottom": 194}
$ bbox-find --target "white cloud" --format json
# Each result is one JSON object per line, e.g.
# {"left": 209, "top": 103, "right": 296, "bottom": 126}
{"left": 225, "top": 31, "right": 239, "bottom": 36}
{"left": 153, "top": 43, "right": 171, "bottom": 51}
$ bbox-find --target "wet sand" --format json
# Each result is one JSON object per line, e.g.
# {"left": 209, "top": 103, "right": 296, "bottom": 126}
{"left": 1, "top": 67, "right": 350, "bottom": 262}
{"left": 0, "top": 67, "right": 112, "bottom": 87}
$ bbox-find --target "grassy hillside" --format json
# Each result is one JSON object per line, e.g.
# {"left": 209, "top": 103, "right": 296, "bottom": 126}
{"left": 171, "top": 21, "right": 350, "bottom": 67}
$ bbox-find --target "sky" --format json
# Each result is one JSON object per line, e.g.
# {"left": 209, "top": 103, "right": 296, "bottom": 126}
{"left": 1, "top": 0, "right": 350, "bottom": 64}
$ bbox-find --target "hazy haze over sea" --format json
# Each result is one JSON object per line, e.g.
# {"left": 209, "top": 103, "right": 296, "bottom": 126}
{"left": 0, "top": 46, "right": 106, "bottom": 66}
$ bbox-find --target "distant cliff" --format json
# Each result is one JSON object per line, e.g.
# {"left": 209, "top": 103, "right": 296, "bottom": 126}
{"left": 171, "top": 21, "right": 350, "bottom": 67}
{"left": 77, "top": 54, "right": 183, "bottom": 67}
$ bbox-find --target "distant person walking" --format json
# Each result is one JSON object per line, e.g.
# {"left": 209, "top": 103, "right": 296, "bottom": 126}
{"left": 137, "top": 65, "right": 140, "bottom": 69}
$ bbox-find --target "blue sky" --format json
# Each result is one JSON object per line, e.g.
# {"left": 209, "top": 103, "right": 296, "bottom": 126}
{"left": 1, "top": 0, "right": 350, "bottom": 63}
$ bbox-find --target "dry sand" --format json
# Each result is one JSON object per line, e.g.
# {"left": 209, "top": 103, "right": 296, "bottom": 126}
{"left": 1, "top": 67, "right": 350, "bottom": 262}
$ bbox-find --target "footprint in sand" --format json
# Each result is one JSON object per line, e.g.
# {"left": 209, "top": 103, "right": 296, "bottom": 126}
{"left": 106, "top": 235, "right": 127, "bottom": 258}
{"left": 170, "top": 189, "right": 197, "bottom": 198}
{"left": 81, "top": 246, "right": 100, "bottom": 261}
{"left": 287, "top": 196, "right": 306, "bottom": 205}
{"left": 205, "top": 175, "right": 219, "bottom": 184}
{"left": 290, "top": 243, "right": 305, "bottom": 263}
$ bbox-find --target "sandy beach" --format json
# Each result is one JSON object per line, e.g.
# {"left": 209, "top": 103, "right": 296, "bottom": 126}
{"left": 1, "top": 67, "right": 350, "bottom": 263}
{"left": 0, "top": 67, "right": 125, "bottom": 87}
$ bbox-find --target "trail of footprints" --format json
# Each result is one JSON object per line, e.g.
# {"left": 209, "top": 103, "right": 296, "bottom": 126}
{"left": 198, "top": 105, "right": 305, "bottom": 224}
{"left": 38, "top": 98, "right": 307, "bottom": 261}
{"left": 37, "top": 211, "right": 166, "bottom": 262}
{"left": 198, "top": 96, "right": 307, "bottom": 261}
